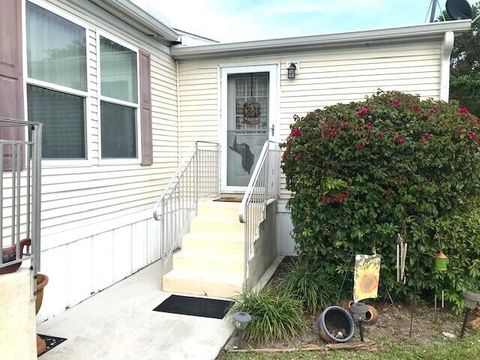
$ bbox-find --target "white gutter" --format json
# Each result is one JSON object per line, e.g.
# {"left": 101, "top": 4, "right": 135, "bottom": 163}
{"left": 440, "top": 31, "right": 455, "bottom": 101}
{"left": 86, "top": 0, "right": 179, "bottom": 42}
{"left": 171, "top": 20, "right": 471, "bottom": 60}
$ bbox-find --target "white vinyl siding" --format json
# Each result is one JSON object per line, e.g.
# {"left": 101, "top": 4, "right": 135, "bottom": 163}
{"left": 177, "top": 40, "right": 442, "bottom": 199}
{"left": 30, "top": 1, "right": 178, "bottom": 242}
{"left": 29, "top": 0, "right": 178, "bottom": 320}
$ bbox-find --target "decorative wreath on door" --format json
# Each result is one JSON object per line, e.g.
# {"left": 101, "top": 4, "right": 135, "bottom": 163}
{"left": 241, "top": 73, "right": 261, "bottom": 125}
{"left": 243, "top": 99, "right": 261, "bottom": 125}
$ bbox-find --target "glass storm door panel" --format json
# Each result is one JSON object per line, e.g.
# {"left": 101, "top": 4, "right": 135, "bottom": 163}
{"left": 226, "top": 72, "right": 269, "bottom": 188}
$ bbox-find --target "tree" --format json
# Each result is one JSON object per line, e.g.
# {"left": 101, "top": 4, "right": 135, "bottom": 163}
{"left": 444, "top": 2, "right": 480, "bottom": 115}
{"left": 449, "top": 2, "right": 480, "bottom": 77}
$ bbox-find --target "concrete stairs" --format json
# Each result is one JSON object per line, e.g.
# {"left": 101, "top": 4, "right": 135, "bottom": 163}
{"left": 162, "top": 200, "right": 244, "bottom": 299}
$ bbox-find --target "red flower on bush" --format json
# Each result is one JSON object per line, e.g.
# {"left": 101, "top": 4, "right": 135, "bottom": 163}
{"left": 411, "top": 106, "right": 421, "bottom": 113}
{"left": 394, "top": 135, "right": 406, "bottom": 144}
{"left": 468, "top": 131, "right": 477, "bottom": 140}
{"left": 355, "top": 143, "right": 365, "bottom": 150}
{"left": 376, "top": 131, "right": 385, "bottom": 138}
{"left": 291, "top": 128, "right": 302, "bottom": 137}
{"left": 459, "top": 107, "right": 470, "bottom": 117}
{"left": 391, "top": 99, "right": 401, "bottom": 107}
{"left": 356, "top": 107, "right": 369, "bottom": 117}
{"left": 340, "top": 122, "right": 349, "bottom": 129}
{"left": 333, "top": 192, "right": 349, "bottom": 203}
{"left": 322, "top": 196, "right": 330, "bottom": 203}
{"left": 422, "top": 133, "right": 433, "bottom": 143}
{"left": 323, "top": 125, "right": 339, "bottom": 139}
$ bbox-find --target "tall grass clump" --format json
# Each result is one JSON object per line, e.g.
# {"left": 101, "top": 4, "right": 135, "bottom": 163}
{"left": 279, "top": 259, "right": 336, "bottom": 314}
{"left": 229, "top": 288, "right": 306, "bottom": 343}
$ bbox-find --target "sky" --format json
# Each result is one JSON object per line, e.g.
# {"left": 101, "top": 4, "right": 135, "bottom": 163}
{"left": 131, "top": 0, "right": 477, "bottom": 43}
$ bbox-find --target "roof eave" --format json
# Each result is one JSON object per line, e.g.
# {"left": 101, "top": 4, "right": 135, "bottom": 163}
{"left": 171, "top": 20, "right": 471, "bottom": 60}
{"left": 88, "top": 0, "right": 179, "bottom": 43}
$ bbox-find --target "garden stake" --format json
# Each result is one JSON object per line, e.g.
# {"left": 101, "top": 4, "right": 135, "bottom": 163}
{"left": 409, "top": 256, "right": 420, "bottom": 338}
{"left": 335, "top": 253, "right": 354, "bottom": 305}
{"left": 460, "top": 308, "right": 471, "bottom": 339}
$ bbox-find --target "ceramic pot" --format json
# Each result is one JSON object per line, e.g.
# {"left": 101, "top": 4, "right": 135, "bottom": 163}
{"left": 316, "top": 306, "right": 355, "bottom": 343}
{"left": 364, "top": 305, "right": 378, "bottom": 326}
{"left": 35, "top": 274, "right": 49, "bottom": 355}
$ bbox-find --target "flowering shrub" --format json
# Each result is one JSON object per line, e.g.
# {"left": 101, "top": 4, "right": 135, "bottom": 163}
{"left": 281, "top": 91, "right": 480, "bottom": 308}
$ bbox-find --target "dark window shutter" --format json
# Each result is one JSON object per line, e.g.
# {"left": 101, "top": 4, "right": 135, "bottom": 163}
{"left": 0, "top": 0, "right": 25, "bottom": 170}
{"left": 139, "top": 49, "right": 152, "bottom": 166}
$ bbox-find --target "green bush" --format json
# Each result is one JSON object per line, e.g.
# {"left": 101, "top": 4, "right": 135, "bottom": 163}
{"left": 278, "top": 259, "right": 336, "bottom": 314}
{"left": 229, "top": 288, "right": 306, "bottom": 343}
{"left": 281, "top": 90, "right": 480, "bottom": 309}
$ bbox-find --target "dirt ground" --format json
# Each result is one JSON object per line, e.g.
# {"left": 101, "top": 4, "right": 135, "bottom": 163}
{"left": 244, "top": 258, "right": 469, "bottom": 350}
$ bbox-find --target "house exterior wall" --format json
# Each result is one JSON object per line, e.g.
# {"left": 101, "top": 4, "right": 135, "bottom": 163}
{"left": 17, "top": 0, "right": 178, "bottom": 320}
{"left": 177, "top": 39, "right": 443, "bottom": 255}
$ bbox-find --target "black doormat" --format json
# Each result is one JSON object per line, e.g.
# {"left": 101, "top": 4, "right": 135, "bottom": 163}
{"left": 38, "top": 334, "right": 67, "bottom": 356}
{"left": 213, "top": 195, "right": 243, "bottom": 202}
{"left": 153, "top": 295, "right": 233, "bottom": 319}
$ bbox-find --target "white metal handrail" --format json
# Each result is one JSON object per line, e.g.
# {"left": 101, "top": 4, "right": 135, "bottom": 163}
{"left": 239, "top": 140, "right": 280, "bottom": 290}
{"left": 153, "top": 141, "right": 219, "bottom": 275}
{"left": 0, "top": 118, "right": 42, "bottom": 298}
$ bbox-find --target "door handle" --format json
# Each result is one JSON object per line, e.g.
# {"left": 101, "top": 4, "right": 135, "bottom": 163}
{"left": 270, "top": 124, "right": 275, "bottom": 136}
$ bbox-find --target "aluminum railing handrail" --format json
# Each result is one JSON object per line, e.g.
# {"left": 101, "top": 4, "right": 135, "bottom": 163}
{"left": 239, "top": 140, "right": 280, "bottom": 290}
{"left": 0, "top": 118, "right": 42, "bottom": 299}
{"left": 153, "top": 141, "right": 219, "bottom": 221}
{"left": 239, "top": 140, "right": 280, "bottom": 224}
{"left": 152, "top": 141, "right": 219, "bottom": 284}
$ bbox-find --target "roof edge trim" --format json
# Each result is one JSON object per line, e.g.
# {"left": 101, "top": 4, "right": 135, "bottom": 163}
{"left": 171, "top": 20, "right": 471, "bottom": 60}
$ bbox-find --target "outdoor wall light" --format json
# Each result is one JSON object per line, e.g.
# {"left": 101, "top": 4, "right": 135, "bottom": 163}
{"left": 460, "top": 291, "right": 480, "bottom": 338}
{"left": 287, "top": 62, "right": 297, "bottom": 79}
{"left": 350, "top": 302, "right": 369, "bottom": 342}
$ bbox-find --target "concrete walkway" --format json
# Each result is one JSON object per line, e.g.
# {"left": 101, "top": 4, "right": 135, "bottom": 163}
{"left": 37, "top": 260, "right": 234, "bottom": 360}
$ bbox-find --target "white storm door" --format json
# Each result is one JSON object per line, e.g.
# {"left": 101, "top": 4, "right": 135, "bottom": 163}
{"left": 220, "top": 65, "right": 278, "bottom": 193}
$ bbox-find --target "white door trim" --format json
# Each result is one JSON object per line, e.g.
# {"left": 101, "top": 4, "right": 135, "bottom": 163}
{"left": 220, "top": 64, "right": 279, "bottom": 193}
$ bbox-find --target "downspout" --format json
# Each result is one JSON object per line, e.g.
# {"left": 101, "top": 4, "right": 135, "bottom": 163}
{"left": 440, "top": 31, "right": 454, "bottom": 101}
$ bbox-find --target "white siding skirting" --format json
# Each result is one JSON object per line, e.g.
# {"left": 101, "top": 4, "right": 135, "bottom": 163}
{"left": 38, "top": 212, "right": 162, "bottom": 322}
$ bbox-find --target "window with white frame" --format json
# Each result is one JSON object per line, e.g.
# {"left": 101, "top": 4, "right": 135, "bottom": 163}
{"left": 99, "top": 36, "right": 139, "bottom": 159}
{"left": 26, "top": 1, "right": 87, "bottom": 159}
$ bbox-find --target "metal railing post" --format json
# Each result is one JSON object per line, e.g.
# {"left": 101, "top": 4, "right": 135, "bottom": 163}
{"left": 239, "top": 140, "right": 281, "bottom": 292}
{"left": 195, "top": 142, "right": 199, "bottom": 215}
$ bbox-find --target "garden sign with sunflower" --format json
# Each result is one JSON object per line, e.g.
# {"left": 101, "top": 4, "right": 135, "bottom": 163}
{"left": 353, "top": 254, "right": 381, "bottom": 302}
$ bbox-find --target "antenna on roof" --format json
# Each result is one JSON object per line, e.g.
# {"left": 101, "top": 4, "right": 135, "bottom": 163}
{"left": 446, "top": 0, "right": 473, "bottom": 20}
{"left": 429, "top": 0, "right": 439, "bottom": 22}
{"left": 426, "top": 0, "right": 446, "bottom": 22}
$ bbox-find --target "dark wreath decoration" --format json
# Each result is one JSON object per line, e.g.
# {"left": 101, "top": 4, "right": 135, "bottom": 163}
{"left": 242, "top": 98, "right": 261, "bottom": 125}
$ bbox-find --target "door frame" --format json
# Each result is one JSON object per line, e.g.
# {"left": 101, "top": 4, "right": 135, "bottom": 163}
{"left": 220, "top": 64, "right": 279, "bottom": 193}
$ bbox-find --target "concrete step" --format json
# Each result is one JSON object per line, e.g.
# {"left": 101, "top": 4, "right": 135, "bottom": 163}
{"left": 172, "top": 251, "right": 244, "bottom": 274}
{"left": 197, "top": 201, "right": 241, "bottom": 217}
{"left": 190, "top": 215, "right": 244, "bottom": 233}
{"left": 181, "top": 232, "right": 244, "bottom": 255}
{"left": 162, "top": 269, "right": 243, "bottom": 299}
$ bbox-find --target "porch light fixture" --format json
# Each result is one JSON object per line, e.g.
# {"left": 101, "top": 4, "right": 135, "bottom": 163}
{"left": 460, "top": 291, "right": 480, "bottom": 338}
{"left": 287, "top": 62, "right": 297, "bottom": 79}
{"left": 350, "top": 302, "right": 369, "bottom": 342}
